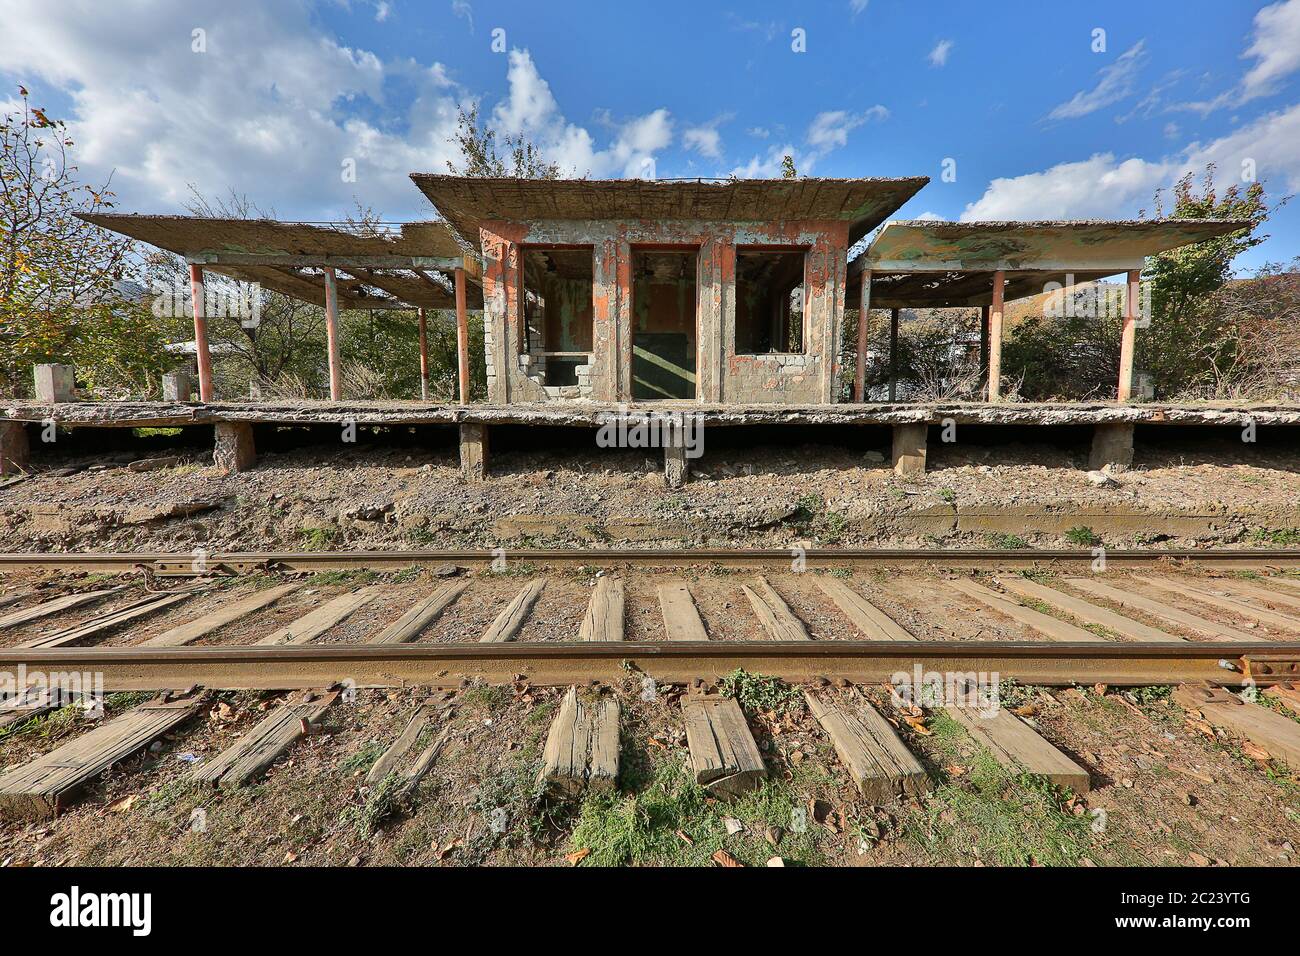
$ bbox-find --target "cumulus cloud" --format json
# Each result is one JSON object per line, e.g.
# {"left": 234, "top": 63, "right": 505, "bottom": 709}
{"left": 730, "top": 105, "right": 888, "bottom": 178}
{"left": 961, "top": 101, "right": 1300, "bottom": 220}
{"left": 0, "top": 3, "right": 683, "bottom": 217}
{"left": 1047, "top": 40, "right": 1146, "bottom": 120}
{"left": 491, "top": 49, "right": 673, "bottom": 178}
{"left": 451, "top": 0, "right": 473, "bottom": 32}
{"left": 927, "top": 39, "right": 953, "bottom": 68}
{"left": 1175, "top": 0, "right": 1300, "bottom": 114}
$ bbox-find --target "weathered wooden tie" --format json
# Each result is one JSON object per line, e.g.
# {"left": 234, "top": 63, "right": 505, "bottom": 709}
{"left": 805, "top": 691, "right": 930, "bottom": 801}
{"left": 657, "top": 581, "right": 708, "bottom": 641}
{"left": 0, "top": 691, "right": 204, "bottom": 820}
{"left": 943, "top": 695, "right": 1090, "bottom": 791}
{"left": 578, "top": 577, "right": 624, "bottom": 642}
{"left": 479, "top": 579, "right": 545, "bottom": 643}
{"left": 256, "top": 586, "right": 380, "bottom": 646}
{"left": 144, "top": 583, "right": 299, "bottom": 647}
{"left": 0, "top": 587, "right": 122, "bottom": 631}
{"left": 192, "top": 689, "right": 338, "bottom": 788}
{"left": 1134, "top": 576, "right": 1300, "bottom": 632}
{"left": 0, "top": 684, "right": 57, "bottom": 731}
{"left": 1174, "top": 682, "right": 1300, "bottom": 768}
{"left": 1065, "top": 577, "right": 1255, "bottom": 642}
{"left": 1217, "top": 578, "right": 1300, "bottom": 614}
{"left": 998, "top": 576, "right": 1184, "bottom": 643}
{"left": 1263, "top": 681, "right": 1300, "bottom": 717}
{"left": 538, "top": 687, "right": 620, "bottom": 799}
{"left": 815, "top": 577, "right": 916, "bottom": 641}
{"left": 681, "top": 695, "right": 766, "bottom": 798}
{"left": 742, "top": 576, "right": 810, "bottom": 641}
{"left": 945, "top": 577, "right": 1105, "bottom": 641}
{"left": 369, "top": 580, "right": 469, "bottom": 644}
{"left": 21, "top": 590, "right": 195, "bottom": 649}
{"left": 364, "top": 696, "right": 451, "bottom": 785}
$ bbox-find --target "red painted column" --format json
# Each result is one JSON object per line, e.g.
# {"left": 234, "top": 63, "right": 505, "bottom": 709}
{"left": 988, "top": 270, "right": 1006, "bottom": 402}
{"left": 454, "top": 266, "right": 470, "bottom": 404}
{"left": 188, "top": 264, "right": 215, "bottom": 402}
{"left": 854, "top": 268, "right": 872, "bottom": 402}
{"left": 417, "top": 307, "right": 430, "bottom": 400}
{"left": 323, "top": 267, "right": 342, "bottom": 401}
{"left": 1117, "top": 268, "right": 1141, "bottom": 401}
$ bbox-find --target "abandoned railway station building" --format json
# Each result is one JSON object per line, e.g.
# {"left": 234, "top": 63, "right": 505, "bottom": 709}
{"left": 2, "top": 172, "right": 1288, "bottom": 486}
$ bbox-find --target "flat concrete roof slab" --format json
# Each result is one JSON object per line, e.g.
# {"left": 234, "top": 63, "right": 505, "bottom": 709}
{"left": 411, "top": 175, "right": 930, "bottom": 246}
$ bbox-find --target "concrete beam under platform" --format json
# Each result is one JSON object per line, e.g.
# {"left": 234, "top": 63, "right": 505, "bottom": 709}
{"left": 892, "top": 423, "right": 928, "bottom": 476}
{"left": 1090, "top": 422, "right": 1134, "bottom": 471}
{"left": 459, "top": 423, "right": 488, "bottom": 481}
{"left": 213, "top": 422, "right": 256, "bottom": 473}
{"left": 5, "top": 399, "right": 1300, "bottom": 431}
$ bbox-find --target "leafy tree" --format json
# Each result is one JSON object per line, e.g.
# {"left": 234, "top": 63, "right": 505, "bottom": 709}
{"left": 0, "top": 87, "right": 160, "bottom": 397}
{"left": 446, "top": 105, "right": 563, "bottom": 179}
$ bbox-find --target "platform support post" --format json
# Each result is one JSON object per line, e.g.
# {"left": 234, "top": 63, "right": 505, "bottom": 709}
{"left": 214, "top": 421, "right": 256, "bottom": 473}
{"left": 459, "top": 423, "right": 488, "bottom": 481}
{"left": 892, "top": 423, "right": 928, "bottom": 476}
{"left": 887, "top": 307, "right": 899, "bottom": 402}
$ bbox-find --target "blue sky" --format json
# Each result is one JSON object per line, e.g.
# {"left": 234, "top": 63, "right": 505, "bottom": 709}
{"left": 3, "top": 0, "right": 1298, "bottom": 271}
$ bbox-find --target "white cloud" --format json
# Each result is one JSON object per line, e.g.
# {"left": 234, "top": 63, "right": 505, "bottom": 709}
{"left": 806, "top": 106, "right": 887, "bottom": 150}
{"left": 490, "top": 50, "right": 672, "bottom": 178}
{"left": 451, "top": 0, "right": 473, "bottom": 33}
{"left": 1175, "top": 0, "right": 1300, "bottom": 114}
{"left": 927, "top": 39, "right": 954, "bottom": 68}
{"left": 961, "top": 101, "right": 1300, "bottom": 220}
{"left": 1047, "top": 40, "right": 1146, "bottom": 120}
{"left": 683, "top": 127, "right": 722, "bottom": 159}
{"left": 850, "top": 0, "right": 869, "bottom": 14}
{"left": 374, "top": 1, "right": 391, "bottom": 23}
{"left": 746, "top": 126, "right": 770, "bottom": 138}
{"left": 730, "top": 143, "right": 801, "bottom": 179}
{"left": 731, "top": 106, "right": 887, "bottom": 178}
{"left": 914, "top": 211, "right": 944, "bottom": 221}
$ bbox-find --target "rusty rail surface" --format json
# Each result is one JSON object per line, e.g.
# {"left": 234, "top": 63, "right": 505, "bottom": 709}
{"left": 2, "top": 548, "right": 1299, "bottom": 574}
{"left": 3, "top": 641, "right": 1292, "bottom": 691}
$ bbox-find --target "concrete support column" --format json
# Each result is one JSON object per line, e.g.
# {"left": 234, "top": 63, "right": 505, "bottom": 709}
{"left": 455, "top": 267, "right": 470, "bottom": 404}
{"left": 888, "top": 307, "right": 899, "bottom": 402}
{"left": 188, "top": 264, "right": 215, "bottom": 402}
{"left": 0, "top": 421, "right": 30, "bottom": 476}
{"left": 1117, "top": 268, "right": 1140, "bottom": 402}
{"left": 417, "top": 307, "right": 430, "bottom": 401}
{"left": 854, "top": 269, "right": 872, "bottom": 402}
{"left": 664, "top": 442, "right": 688, "bottom": 489}
{"left": 213, "top": 421, "right": 256, "bottom": 473}
{"left": 892, "top": 423, "right": 928, "bottom": 476}
{"left": 1089, "top": 422, "right": 1134, "bottom": 471}
{"left": 33, "top": 364, "right": 76, "bottom": 403}
{"left": 987, "top": 270, "right": 1005, "bottom": 401}
{"left": 459, "top": 423, "right": 488, "bottom": 481}
{"left": 323, "top": 267, "right": 342, "bottom": 401}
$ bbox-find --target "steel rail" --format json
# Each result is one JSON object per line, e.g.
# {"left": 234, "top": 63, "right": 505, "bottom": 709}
{"left": 2, "top": 548, "right": 1299, "bottom": 574}
{"left": 2, "top": 641, "right": 1292, "bottom": 691}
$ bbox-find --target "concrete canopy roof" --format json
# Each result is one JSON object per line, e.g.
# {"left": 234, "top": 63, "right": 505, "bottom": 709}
{"left": 849, "top": 218, "right": 1251, "bottom": 308}
{"left": 410, "top": 174, "right": 930, "bottom": 247}
{"left": 77, "top": 213, "right": 482, "bottom": 310}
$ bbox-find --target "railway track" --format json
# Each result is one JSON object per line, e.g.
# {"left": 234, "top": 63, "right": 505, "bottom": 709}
{"left": 2, "top": 547, "right": 1300, "bottom": 574}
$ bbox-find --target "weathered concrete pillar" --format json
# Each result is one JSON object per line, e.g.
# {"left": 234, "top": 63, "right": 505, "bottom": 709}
{"left": 1089, "top": 423, "right": 1134, "bottom": 471}
{"left": 663, "top": 418, "right": 689, "bottom": 488}
{"left": 162, "top": 371, "right": 193, "bottom": 402}
{"left": 459, "top": 423, "right": 488, "bottom": 481}
{"left": 213, "top": 422, "right": 256, "bottom": 473}
{"left": 892, "top": 423, "right": 928, "bottom": 476}
{"left": 0, "top": 421, "right": 30, "bottom": 476}
{"left": 33, "top": 364, "right": 76, "bottom": 403}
